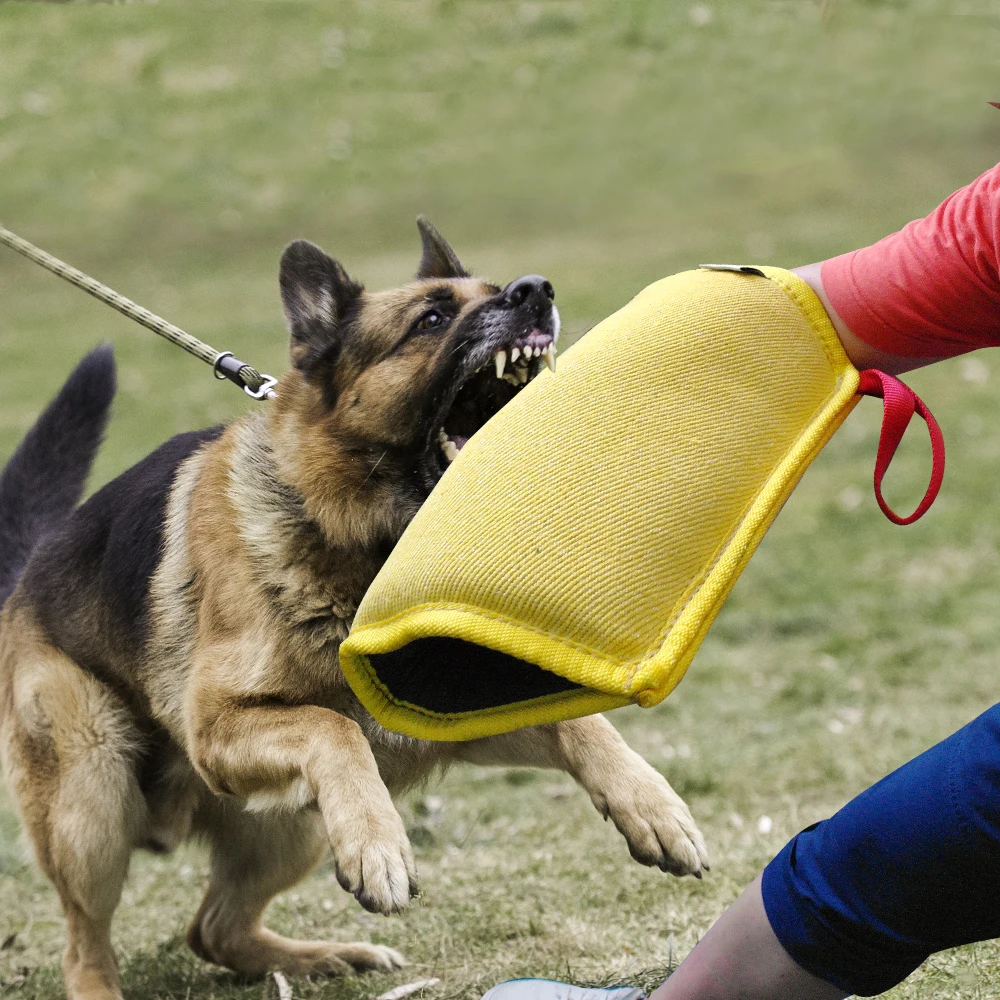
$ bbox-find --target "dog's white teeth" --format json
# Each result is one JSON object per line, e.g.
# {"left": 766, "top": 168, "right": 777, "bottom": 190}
{"left": 439, "top": 432, "right": 459, "bottom": 462}
{"left": 502, "top": 373, "right": 519, "bottom": 386}
{"left": 544, "top": 345, "right": 557, "bottom": 372}
{"left": 495, "top": 349, "right": 507, "bottom": 378}
{"left": 510, "top": 347, "right": 521, "bottom": 364}
{"left": 516, "top": 365, "right": 530, "bottom": 385}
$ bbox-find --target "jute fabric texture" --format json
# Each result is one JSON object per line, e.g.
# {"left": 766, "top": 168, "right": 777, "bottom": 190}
{"left": 340, "top": 266, "right": 860, "bottom": 740}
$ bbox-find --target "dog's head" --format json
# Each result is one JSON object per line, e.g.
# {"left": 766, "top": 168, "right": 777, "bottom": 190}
{"left": 274, "top": 218, "right": 559, "bottom": 538}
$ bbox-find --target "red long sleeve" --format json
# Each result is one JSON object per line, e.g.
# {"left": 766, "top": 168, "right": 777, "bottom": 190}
{"left": 821, "top": 164, "right": 1000, "bottom": 359}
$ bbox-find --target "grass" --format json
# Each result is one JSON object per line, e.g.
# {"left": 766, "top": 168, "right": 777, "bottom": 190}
{"left": 3, "top": 0, "right": 1000, "bottom": 996}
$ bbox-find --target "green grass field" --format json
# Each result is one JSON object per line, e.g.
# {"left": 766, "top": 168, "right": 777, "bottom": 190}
{"left": 3, "top": 1, "right": 1000, "bottom": 997}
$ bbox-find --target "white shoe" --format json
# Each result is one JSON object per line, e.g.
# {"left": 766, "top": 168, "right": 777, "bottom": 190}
{"left": 481, "top": 981, "right": 645, "bottom": 1000}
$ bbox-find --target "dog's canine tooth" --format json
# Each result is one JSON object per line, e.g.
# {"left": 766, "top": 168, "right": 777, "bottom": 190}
{"left": 544, "top": 345, "right": 557, "bottom": 372}
{"left": 495, "top": 349, "right": 507, "bottom": 378}
{"left": 510, "top": 347, "right": 521, "bottom": 364}
{"left": 438, "top": 428, "right": 449, "bottom": 445}
{"left": 515, "top": 365, "right": 529, "bottom": 385}
{"left": 441, "top": 438, "right": 459, "bottom": 462}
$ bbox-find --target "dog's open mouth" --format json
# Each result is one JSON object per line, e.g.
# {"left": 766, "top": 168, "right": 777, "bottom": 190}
{"left": 435, "top": 325, "right": 557, "bottom": 466}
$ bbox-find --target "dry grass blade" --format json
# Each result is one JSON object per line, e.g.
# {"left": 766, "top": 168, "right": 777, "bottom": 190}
{"left": 377, "top": 978, "right": 441, "bottom": 1000}
{"left": 271, "top": 971, "right": 292, "bottom": 1000}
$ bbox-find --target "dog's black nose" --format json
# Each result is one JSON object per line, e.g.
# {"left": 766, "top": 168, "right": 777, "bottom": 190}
{"left": 504, "top": 274, "right": 555, "bottom": 309}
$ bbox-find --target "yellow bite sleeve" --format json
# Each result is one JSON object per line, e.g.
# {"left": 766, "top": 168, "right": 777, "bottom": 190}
{"left": 339, "top": 266, "right": 860, "bottom": 740}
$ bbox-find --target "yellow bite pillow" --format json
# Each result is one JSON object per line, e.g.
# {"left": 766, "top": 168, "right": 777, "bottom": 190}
{"left": 340, "top": 265, "right": 944, "bottom": 740}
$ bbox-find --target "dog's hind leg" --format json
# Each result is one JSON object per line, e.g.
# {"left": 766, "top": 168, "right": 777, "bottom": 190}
{"left": 0, "top": 626, "right": 145, "bottom": 1000}
{"left": 187, "top": 801, "right": 406, "bottom": 978}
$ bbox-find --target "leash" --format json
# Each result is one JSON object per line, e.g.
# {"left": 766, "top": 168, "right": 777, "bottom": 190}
{"left": 0, "top": 224, "right": 277, "bottom": 400}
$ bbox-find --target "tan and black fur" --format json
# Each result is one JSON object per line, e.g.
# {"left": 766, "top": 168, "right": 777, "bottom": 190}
{"left": 0, "top": 221, "right": 708, "bottom": 1000}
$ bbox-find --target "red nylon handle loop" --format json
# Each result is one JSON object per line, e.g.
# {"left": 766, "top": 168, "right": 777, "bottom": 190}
{"left": 857, "top": 369, "right": 945, "bottom": 525}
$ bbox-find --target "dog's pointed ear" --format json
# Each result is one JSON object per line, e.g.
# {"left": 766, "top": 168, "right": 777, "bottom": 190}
{"left": 415, "top": 216, "right": 469, "bottom": 280}
{"left": 280, "top": 239, "right": 362, "bottom": 369}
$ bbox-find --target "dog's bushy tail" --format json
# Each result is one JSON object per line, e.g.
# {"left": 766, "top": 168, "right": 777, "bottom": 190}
{"left": 0, "top": 344, "right": 117, "bottom": 607}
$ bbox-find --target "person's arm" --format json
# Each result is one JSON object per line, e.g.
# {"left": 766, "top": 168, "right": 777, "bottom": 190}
{"left": 798, "top": 163, "right": 1000, "bottom": 375}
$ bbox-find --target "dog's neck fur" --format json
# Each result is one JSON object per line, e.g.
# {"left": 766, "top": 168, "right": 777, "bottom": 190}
{"left": 227, "top": 401, "right": 416, "bottom": 641}
{"left": 269, "top": 370, "right": 424, "bottom": 547}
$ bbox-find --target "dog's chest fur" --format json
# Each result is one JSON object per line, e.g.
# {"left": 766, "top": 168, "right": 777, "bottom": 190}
{"left": 146, "top": 413, "right": 446, "bottom": 795}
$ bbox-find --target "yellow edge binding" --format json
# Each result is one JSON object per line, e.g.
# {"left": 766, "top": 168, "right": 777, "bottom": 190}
{"left": 340, "top": 266, "right": 859, "bottom": 740}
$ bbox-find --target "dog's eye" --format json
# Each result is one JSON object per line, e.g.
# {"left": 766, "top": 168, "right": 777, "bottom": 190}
{"left": 416, "top": 310, "right": 445, "bottom": 331}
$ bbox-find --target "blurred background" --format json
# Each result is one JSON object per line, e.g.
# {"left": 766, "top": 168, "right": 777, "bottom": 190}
{"left": 2, "top": 2, "right": 1000, "bottom": 998}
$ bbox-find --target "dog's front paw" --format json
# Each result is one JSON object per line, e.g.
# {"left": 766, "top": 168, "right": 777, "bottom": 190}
{"left": 326, "top": 798, "right": 418, "bottom": 915}
{"left": 593, "top": 764, "right": 709, "bottom": 878}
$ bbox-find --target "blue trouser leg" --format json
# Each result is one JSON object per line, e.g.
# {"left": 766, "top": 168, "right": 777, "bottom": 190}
{"left": 761, "top": 702, "right": 1000, "bottom": 996}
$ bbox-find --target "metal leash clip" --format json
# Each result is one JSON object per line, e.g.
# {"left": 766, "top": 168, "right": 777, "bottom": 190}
{"left": 213, "top": 351, "right": 278, "bottom": 400}
{"left": 244, "top": 375, "right": 278, "bottom": 400}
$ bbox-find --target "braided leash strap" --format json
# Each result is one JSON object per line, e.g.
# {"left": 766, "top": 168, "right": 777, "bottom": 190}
{"left": 0, "top": 224, "right": 276, "bottom": 400}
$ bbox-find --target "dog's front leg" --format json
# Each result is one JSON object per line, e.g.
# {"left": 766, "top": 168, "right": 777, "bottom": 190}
{"left": 457, "top": 715, "right": 709, "bottom": 877}
{"left": 188, "top": 690, "right": 416, "bottom": 915}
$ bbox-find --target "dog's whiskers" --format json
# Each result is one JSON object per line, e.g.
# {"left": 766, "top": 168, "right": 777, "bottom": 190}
{"left": 355, "top": 451, "right": 388, "bottom": 495}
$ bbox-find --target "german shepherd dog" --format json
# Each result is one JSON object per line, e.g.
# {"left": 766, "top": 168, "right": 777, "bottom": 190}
{"left": 0, "top": 221, "right": 707, "bottom": 1000}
